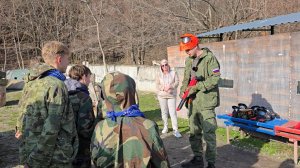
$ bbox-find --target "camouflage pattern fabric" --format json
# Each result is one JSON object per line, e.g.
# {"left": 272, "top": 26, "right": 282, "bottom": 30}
{"left": 101, "top": 71, "right": 136, "bottom": 112}
{"left": 93, "top": 83, "right": 104, "bottom": 123}
{"left": 91, "top": 71, "right": 170, "bottom": 168}
{"left": 179, "top": 48, "right": 220, "bottom": 164}
{"left": 65, "top": 78, "right": 95, "bottom": 168}
{"left": 16, "top": 63, "right": 78, "bottom": 168}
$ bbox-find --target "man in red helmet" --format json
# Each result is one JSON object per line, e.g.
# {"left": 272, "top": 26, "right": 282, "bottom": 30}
{"left": 179, "top": 33, "right": 220, "bottom": 168}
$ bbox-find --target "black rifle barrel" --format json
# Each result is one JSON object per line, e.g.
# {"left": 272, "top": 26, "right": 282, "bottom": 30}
{"left": 176, "top": 98, "right": 186, "bottom": 111}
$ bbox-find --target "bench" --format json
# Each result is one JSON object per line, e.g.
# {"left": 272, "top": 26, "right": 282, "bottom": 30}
{"left": 217, "top": 114, "right": 300, "bottom": 164}
{"left": 275, "top": 121, "right": 300, "bottom": 164}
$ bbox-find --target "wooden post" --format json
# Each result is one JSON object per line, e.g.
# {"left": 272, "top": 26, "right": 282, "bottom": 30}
{"left": 240, "top": 130, "right": 245, "bottom": 138}
{"left": 293, "top": 139, "right": 298, "bottom": 164}
{"left": 226, "top": 126, "right": 230, "bottom": 144}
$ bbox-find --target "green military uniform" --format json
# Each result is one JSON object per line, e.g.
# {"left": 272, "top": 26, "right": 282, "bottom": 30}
{"left": 65, "top": 78, "right": 95, "bottom": 168}
{"left": 91, "top": 72, "right": 170, "bottom": 168}
{"left": 180, "top": 48, "right": 220, "bottom": 165}
{"left": 16, "top": 64, "right": 78, "bottom": 168}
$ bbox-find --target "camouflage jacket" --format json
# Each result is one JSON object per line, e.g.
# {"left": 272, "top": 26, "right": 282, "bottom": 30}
{"left": 65, "top": 78, "right": 95, "bottom": 161}
{"left": 91, "top": 117, "right": 169, "bottom": 168}
{"left": 180, "top": 48, "right": 221, "bottom": 110}
{"left": 16, "top": 64, "right": 78, "bottom": 167}
{"left": 91, "top": 71, "right": 170, "bottom": 168}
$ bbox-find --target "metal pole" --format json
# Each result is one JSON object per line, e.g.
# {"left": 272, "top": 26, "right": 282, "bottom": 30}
{"left": 270, "top": 26, "right": 275, "bottom": 35}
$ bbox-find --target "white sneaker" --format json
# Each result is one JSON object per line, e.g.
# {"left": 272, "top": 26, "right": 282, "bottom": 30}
{"left": 173, "top": 131, "right": 182, "bottom": 138}
{"left": 162, "top": 127, "right": 168, "bottom": 134}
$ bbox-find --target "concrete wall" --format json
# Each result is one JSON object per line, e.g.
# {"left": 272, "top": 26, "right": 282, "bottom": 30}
{"left": 87, "top": 65, "right": 160, "bottom": 92}
{"left": 167, "top": 31, "right": 300, "bottom": 121}
{"left": 80, "top": 64, "right": 189, "bottom": 118}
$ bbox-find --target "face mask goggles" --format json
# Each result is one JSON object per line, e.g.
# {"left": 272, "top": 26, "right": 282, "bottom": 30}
{"left": 181, "top": 36, "right": 191, "bottom": 44}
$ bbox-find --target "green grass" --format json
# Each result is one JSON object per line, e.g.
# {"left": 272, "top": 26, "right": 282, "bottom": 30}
{"left": 216, "top": 127, "right": 240, "bottom": 142}
{"left": 0, "top": 90, "right": 295, "bottom": 160}
{"left": 138, "top": 92, "right": 189, "bottom": 133}
{"left": 228, "top": 132, "right": 294, "bottom": 158}
{"left": 215, "top": 126, "right": 294, "bottom": 159}
{"left": 0, "top": 90, "right": 22, "bottom": 132}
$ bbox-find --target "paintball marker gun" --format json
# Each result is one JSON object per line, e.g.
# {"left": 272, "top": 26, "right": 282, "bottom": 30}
{"left": 176, "top": 76, "right": 204, "bottom": 111}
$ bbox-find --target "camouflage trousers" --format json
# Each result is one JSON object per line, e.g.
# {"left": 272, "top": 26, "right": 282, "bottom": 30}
{"left": 73, "top": 148, "right": 91, "bottom": 168}
{"left": 188, "top": 104, "right": 217, "bottom": 164}
{"left": 25, "top": 163, "right": 73, "bottom": 168}
{"left": 72, "top": 157, "right": 91, "bottom": 168}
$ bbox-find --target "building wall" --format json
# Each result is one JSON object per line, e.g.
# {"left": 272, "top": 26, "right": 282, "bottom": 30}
{"left": 167, "top": 31, "right": 300, "bottom": 121}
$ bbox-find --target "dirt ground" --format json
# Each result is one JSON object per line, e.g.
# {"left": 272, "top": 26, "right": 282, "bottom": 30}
{"left": 0, "top": 130, "right": 298, "bottom": 168}
{"left": 162, "top": 133, "right": 298, "bottom": 168}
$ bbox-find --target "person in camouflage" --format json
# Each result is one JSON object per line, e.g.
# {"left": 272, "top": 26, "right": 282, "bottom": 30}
{"left": 91, "top": 71, "right": 170, "bottom": 168}
{"left": 65, "top": 64, "right": 95, "bottom": 168}
{"left": 179, "top": 34, "right": 220, "bottom": 168}
{"left": 15, "top": 41, "right": 78, "bottom": 168}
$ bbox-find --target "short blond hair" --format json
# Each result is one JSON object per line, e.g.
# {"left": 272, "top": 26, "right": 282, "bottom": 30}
{"left": 42, "top": 41, "right": 69, "bottom": 63}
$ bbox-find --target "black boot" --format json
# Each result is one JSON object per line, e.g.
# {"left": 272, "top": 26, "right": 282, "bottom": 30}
{"left": 206, "top": 162, "right": 215, "bottom": 168}
{"left": 181, "top": 156, "right": 204, "bottom": 168}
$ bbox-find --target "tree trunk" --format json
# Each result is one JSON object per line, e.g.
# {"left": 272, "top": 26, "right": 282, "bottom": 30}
{"left": 131, "top": 44, "right": 136, "bottom": 64}
{"left": 84, "top": 1, "right": 108, "bottom": 73}
{"left": 13, "top": 37, "right": 21, "bottom": 69}
{"left": 141, "top": 45, "right": 145, "bottom": 65}
{"left": 2, "top": 37, "right": 7, "bottom": 71}
{"left": 12, "top": 0, "right": 24, "bottom": 69}
{"left": 17, "top": 38, "right": 24, "bottom": 69}
{"left": 137, "top": 47, "right": 141, "bottom": 65}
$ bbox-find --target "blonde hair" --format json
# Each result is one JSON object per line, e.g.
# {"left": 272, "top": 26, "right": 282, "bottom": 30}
{"left": 42, "top": 41, "right": 69, "bottom": 64}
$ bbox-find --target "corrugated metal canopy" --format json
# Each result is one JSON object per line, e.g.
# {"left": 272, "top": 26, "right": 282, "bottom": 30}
{"left": 198, "top": 12, "right": 300, "bottom": 37}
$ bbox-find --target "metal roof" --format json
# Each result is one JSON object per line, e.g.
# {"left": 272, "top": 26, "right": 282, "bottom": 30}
{"left": 197, "top": 12, "right": 300, "bottom": 37}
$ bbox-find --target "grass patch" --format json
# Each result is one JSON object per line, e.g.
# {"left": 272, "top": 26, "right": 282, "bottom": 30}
{"left": 0, "top": 90, "right": 22, "bottom": 132}
{"left": 229, "top": 133, "right": 294, "bottom": 159}
{"left": 216, "top": 127, "right": 294, "bottom": 159}
{"left": 138, "top": 91, "right": 189, "bottom": 133}
{"left": 216, "top": 127, "right": 240, "bottom": 142}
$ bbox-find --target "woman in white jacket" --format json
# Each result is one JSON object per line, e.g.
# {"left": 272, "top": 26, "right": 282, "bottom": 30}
{"left": 156, "top": 59, "right": 182, "bottom": 138}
